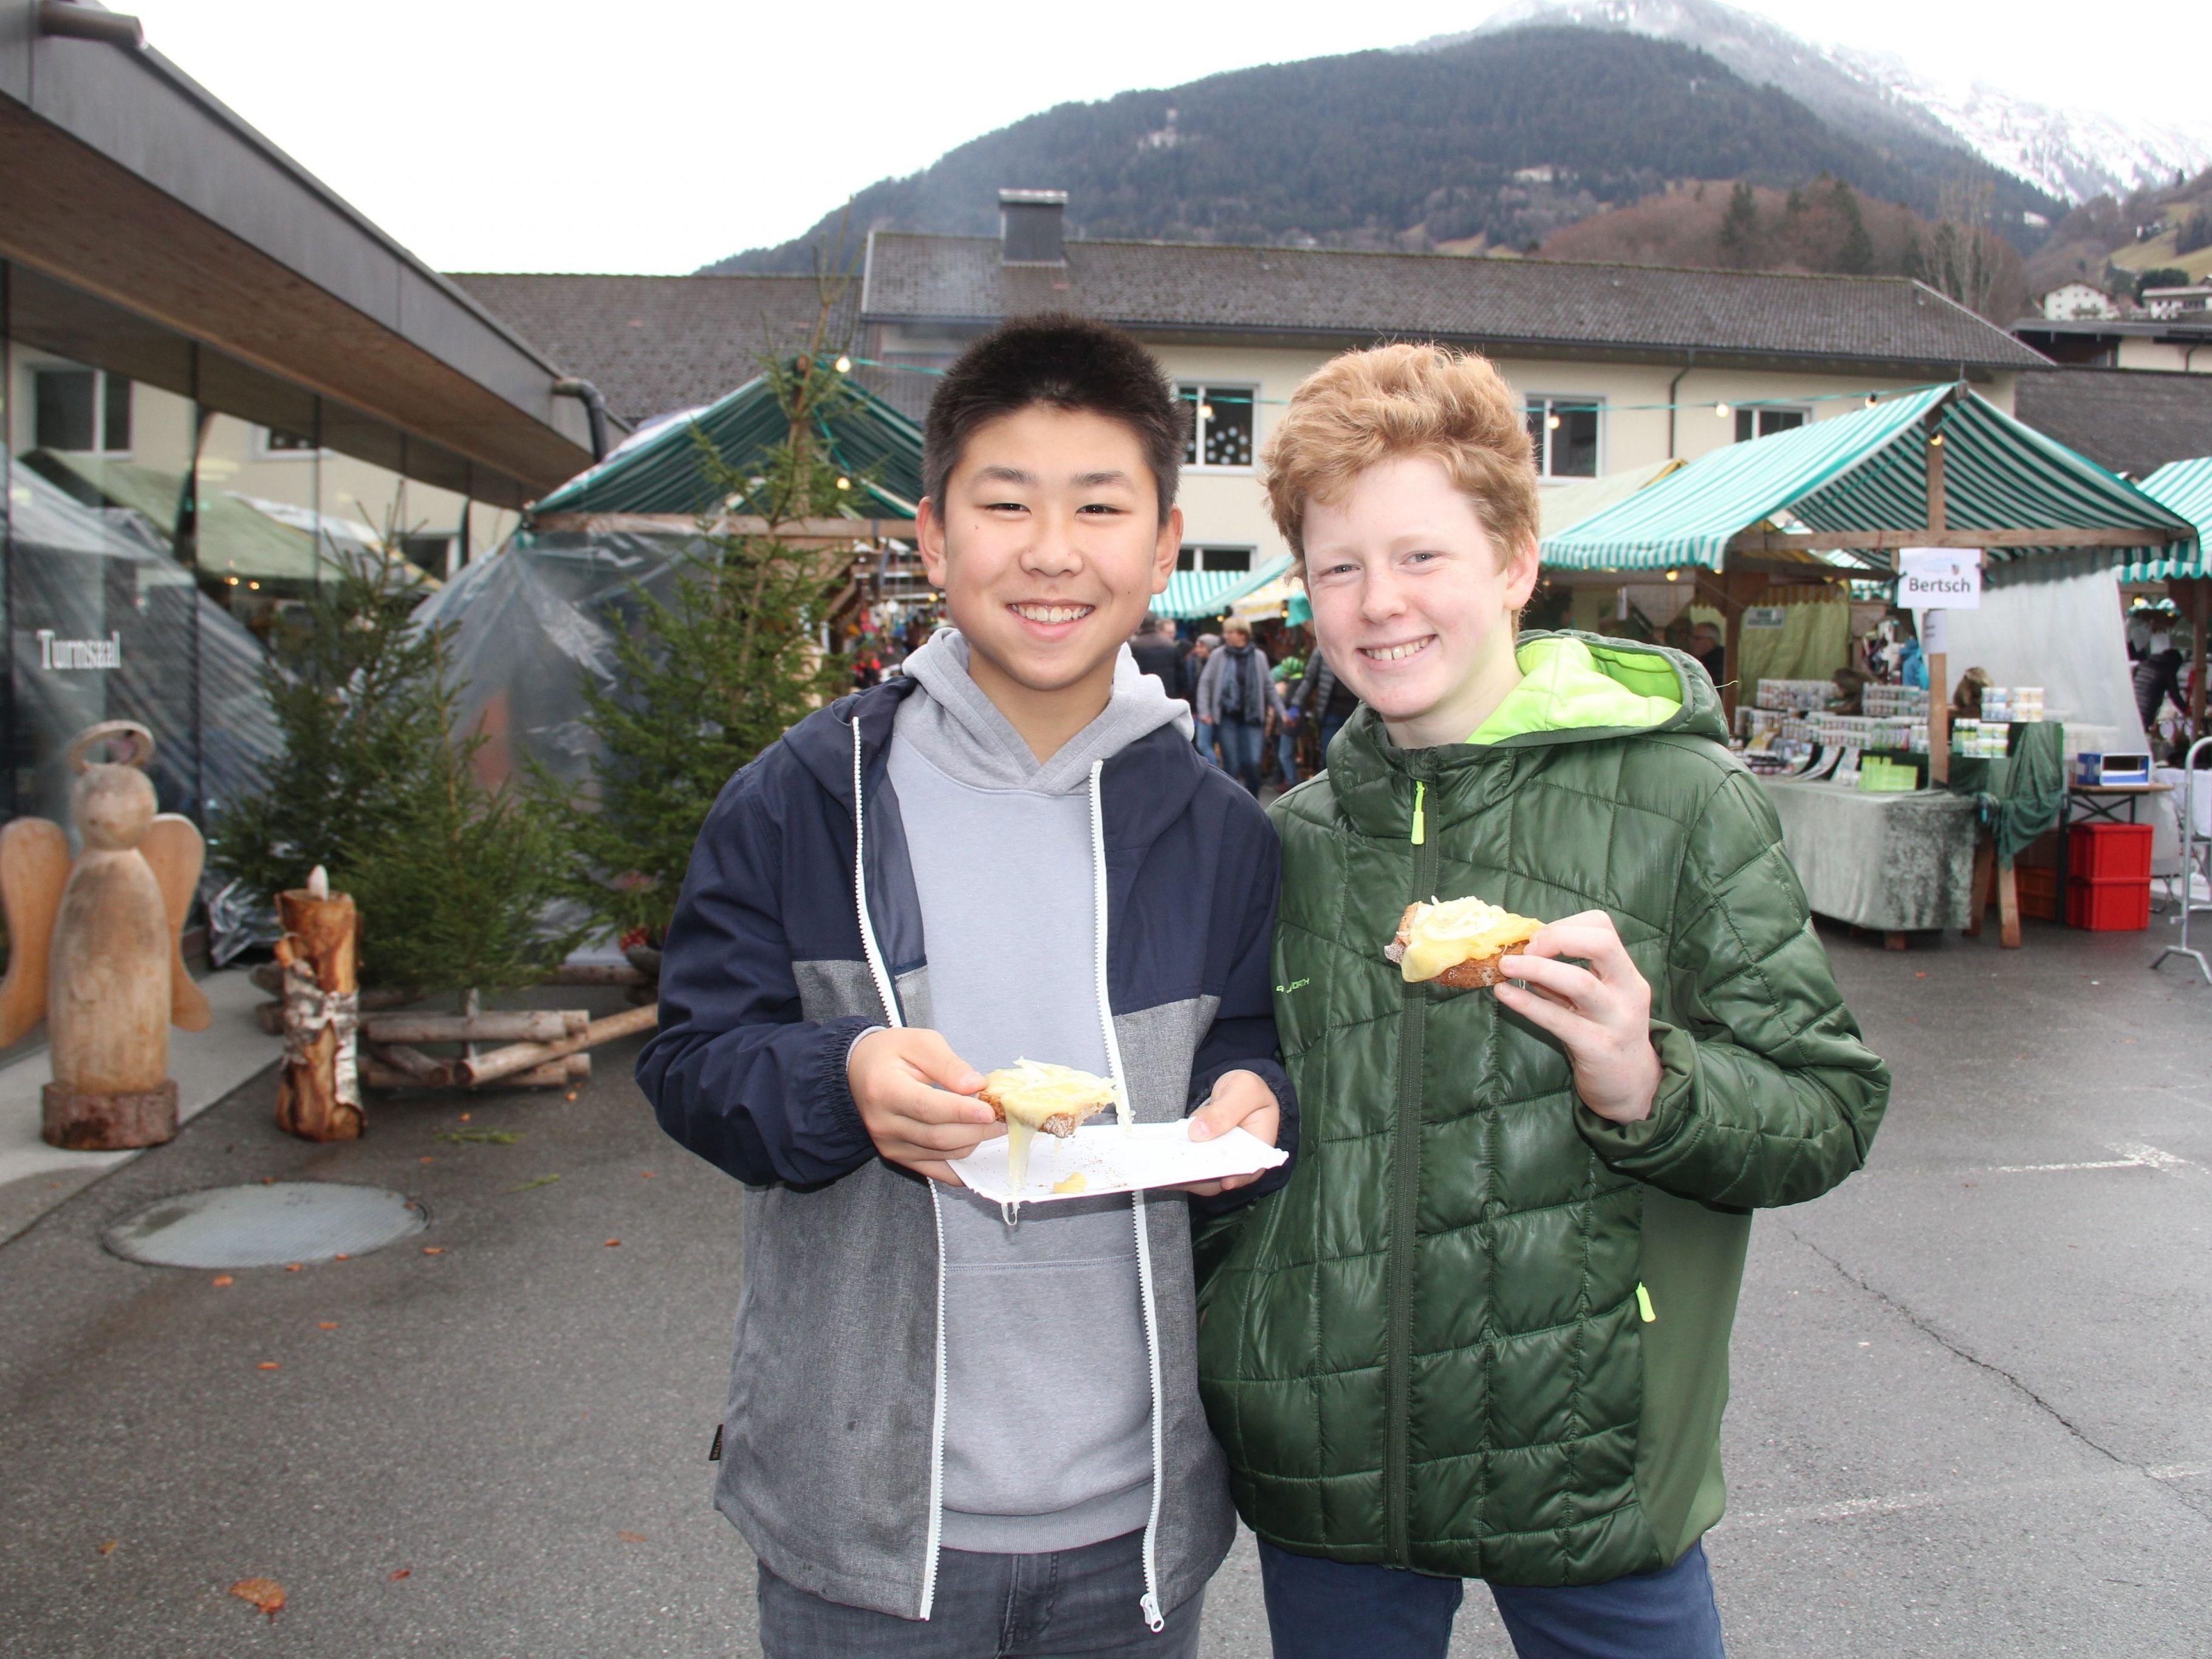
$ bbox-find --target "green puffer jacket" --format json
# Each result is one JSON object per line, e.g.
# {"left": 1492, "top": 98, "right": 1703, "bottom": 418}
{"left": 1197, "top": 632, "right": 1889, "bottom": 1587}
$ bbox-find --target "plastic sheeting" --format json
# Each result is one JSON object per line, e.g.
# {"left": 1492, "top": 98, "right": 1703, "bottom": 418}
{"left": 416, "top": 526, "right": 717, "bottom": 790}
{"left": 7, "top": 462, "right": 279, "bottom": 826}
{"left": 1941, "top": 566, "right": 2180, "bottom": 870}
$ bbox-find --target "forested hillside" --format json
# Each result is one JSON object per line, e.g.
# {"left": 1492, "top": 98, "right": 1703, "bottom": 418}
{"left": 706, "top": 28, "right": 2055, "bottom": 275}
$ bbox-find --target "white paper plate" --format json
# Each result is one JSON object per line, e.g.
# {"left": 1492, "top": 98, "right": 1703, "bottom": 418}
{"left": 952, "top": 1122, "right": 1287, "bottom": 1206}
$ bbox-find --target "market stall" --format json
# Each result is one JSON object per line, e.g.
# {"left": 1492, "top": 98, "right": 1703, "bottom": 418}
{"left": 1541, "top": 382, "right": 2196, "bottom": 943}
{"left": 420, "top": 368, "right": 925, "bottom": 787}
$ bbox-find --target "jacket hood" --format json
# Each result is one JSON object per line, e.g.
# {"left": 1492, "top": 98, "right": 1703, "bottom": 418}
{"left": 1468, "top": 634, "right": 1715, "bottom": 744}
{"left": 897, "top": 627, "right": 1194, "bottom": 795}
{"left": 1318, "top": 629, "right": 1729, "bottom": 841}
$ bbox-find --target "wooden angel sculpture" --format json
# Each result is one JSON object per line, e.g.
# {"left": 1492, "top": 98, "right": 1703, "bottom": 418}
{"left": 0, "top": 720, "right": 209, "bottom": 1149}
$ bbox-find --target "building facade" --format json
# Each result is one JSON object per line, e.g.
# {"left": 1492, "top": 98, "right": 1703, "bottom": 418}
{"left": 0, "top": 2, "right": 600, "bottom": 825}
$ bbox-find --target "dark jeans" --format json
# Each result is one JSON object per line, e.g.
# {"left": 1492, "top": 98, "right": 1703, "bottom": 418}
{"left": 1215, "top": 718, "right": 1265, "bottom": 793}
{"left": 1257, "top": 1538, "right": 1726, "bottom": 1659}
{"left": 758, "top": 1530, "right": 1202, "bottom": 1658}
{"left": 1318, "top": 713, "right": 1351, "bottom": 767}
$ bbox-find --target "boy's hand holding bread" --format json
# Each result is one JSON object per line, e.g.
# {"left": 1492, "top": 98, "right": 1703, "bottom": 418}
{"left": 847, "top": 1027, "right": 998, "bottom": 1186}
{"left": 1495, "top": 911, "right": 1660, "bottom": 1124}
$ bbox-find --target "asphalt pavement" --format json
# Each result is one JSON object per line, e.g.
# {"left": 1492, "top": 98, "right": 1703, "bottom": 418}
{"left": 3, "top": 923, "right": 2210, "bottom": 1658}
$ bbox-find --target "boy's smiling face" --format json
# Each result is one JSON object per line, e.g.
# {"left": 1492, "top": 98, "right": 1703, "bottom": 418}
{"left": 1303, "top": 453, "right": 1539, "bottom": 750}
{"left": 919, "top": 403, "right": 1180, "bottom": 755}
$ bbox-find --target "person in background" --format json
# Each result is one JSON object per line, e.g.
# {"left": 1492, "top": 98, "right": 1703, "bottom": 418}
{"left": 1267, "top": 660, "right": 1302, "bottom": 789}
{"left": 1689, "top": 620, "right": 1726, "bottom": 687}
{"left": 1828, "top": 667, "right": 1868, "bottom": 717}
{"left": 1131, "top": 614, "right": 1184, "bottom": 695}
{"left": 1186, "top": 632, "right": 1220, "bottom": 762}
{"left": 1197, "top": 621, "right": 1271, "bottom": 794}
{"left": 1950, "top": 665, "right": 1992, "bottom": 722}
{"left": 1289, "top": 649, "right": 1363, "bottom": 767}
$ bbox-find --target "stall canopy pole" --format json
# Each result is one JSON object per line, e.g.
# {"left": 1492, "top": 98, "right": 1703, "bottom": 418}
{"left": 2186, "top": 578, "right": 2209, "bottom": 746}
{"left": 1925, "top": 422, "right": 1952, "bottom": 786}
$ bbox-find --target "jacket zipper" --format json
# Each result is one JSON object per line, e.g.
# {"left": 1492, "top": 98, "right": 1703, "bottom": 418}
{"left": 1386, "top": 764, "right": 1439, "bottom": 1565}
{"left": 851, "top": 720, "right": 951, "bottom": 1623}
{"left": 1090, "top": 760, "right": 1167, "bottom": 1632}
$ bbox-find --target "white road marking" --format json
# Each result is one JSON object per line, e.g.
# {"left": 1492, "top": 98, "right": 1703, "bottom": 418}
{"left": 1722, "top": 1463, "right": 2211, "bottom": 1533}
{"left": 1986, "top": 1143, "right": 2205, "bottom": 1177}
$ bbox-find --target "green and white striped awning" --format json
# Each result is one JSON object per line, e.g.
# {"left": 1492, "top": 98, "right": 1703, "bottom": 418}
{"left": 1541, "top": 383, "right": 2193, "bottom": 576}
{"left": 531, "top": 369, "right": 924, "bottom": 520}
{"left": 1157, "top": 556, "right": 1295, "bottom": 620}
{"left": 2121, "top": 457, "right": 2212, "bottom": 583}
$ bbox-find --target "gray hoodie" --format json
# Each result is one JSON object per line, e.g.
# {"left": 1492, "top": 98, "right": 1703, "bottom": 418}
{"left": 889, "top": 631, "right": 1194, "bottom": 1553}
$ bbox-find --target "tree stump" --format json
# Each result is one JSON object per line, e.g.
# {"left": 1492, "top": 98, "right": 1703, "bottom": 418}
{"left": 274, "top": 871, "right": 364, "bottom": 1141}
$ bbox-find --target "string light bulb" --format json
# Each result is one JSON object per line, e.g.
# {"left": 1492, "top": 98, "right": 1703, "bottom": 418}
{"left": 836, "top": 476, "right": 851, "bottom": 490}
{"left": 1546, "top": 414, "right": 1562, "bottom": 431}
{"left": 1715, "top": 402, "right": 1732, "bottom": 420}
{"left": 1929, "top": 433, "right": 1945, "bottom": 447}
{"left": 1865, "top": 392, "right": 1878, "bottom": 408}
{"left": 834, "top": 355, "right": 852, "bottom": 374}
{"left": 1665, "top": 569, "right": 1680, "bottom": 581}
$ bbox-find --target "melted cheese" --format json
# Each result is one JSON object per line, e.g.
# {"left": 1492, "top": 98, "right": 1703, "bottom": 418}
{"left": 982, "top": 1058, "right": 1119, "bottom": 1191}
{"left": 1400, "top": 896, "right": 1544, "bottom": 983}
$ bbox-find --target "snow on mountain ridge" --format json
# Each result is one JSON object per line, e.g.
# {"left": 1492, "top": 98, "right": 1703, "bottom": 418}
{"left": 1439, "top": 0, "right": 2210, "bottom": 204}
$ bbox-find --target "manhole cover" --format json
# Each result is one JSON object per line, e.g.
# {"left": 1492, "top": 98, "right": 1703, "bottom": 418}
{"left": 104, "top": 1183, "right": 427, "bottom": 1268}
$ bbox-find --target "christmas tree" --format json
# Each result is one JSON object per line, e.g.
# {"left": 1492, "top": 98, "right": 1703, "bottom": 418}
{"left": 540, "top": 277, "right": 860, "bottom": 944}
{"left": 209, "top": 546, "right": 445, "bottom": 901}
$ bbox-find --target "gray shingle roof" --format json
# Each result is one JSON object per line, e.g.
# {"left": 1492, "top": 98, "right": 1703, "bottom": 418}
{"left": 2013, "top": 367, "right": 2212, "bottom": 479}
{"left": 860, "top": 233, "right": 2047, "bottom": 372}
{"left": 448, "top": 273, "right": 860, "bottom": 427}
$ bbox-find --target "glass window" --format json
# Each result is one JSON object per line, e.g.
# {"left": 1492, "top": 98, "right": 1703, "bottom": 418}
{"left": 34, "top": 369, "right": 94, "bottom": 451}
{"left": 1178, "top": 545, "right": 1252, "bottom": 572}
{"left": 1734, "top": 406, "right": 1807, "bottom": 443}
{"left": 1177, "top": 384, "right": 1256, "bottom": 470}
{"left": 1525, "top": 397, "right": 1601, "bottom": 478}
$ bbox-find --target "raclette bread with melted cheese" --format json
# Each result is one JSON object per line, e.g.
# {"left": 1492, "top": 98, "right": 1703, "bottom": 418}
{"left": 976, "top": 1058, "right": 1119, "bottom": 1137}
{"left": 1387, "top": 897, "right": 1546, "bottom": 989}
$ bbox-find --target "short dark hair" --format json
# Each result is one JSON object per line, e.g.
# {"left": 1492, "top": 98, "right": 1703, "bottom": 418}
{"left": 922, "top": 314, "right": 1187, "bottom": 520}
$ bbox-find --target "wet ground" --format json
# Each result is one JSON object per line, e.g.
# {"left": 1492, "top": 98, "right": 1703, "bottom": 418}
{"left": 3, "top": 919, "right": 2209, "bottom": 1657}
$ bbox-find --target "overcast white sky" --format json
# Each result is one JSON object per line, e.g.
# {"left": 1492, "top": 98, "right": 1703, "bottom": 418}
{"left": 126, "top": 0, "right": 2190, "bottom": 275}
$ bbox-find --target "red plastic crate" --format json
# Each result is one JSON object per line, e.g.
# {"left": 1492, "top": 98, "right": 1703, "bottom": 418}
{"left": 2065, "top": 875, "right": 2151, "bottom": 931}
{"left": 2069, "top": 822, "right": 2154, "bottom": 881}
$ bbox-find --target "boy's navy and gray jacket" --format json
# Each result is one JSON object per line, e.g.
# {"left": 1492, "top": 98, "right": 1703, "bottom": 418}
{"left": 637, "top": 663, "right": 1295, "bottom": 1626}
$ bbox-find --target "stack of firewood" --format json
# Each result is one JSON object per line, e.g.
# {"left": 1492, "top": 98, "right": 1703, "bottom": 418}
{"left": 358, "top": 1004, "right": 659, "bottom": 1091}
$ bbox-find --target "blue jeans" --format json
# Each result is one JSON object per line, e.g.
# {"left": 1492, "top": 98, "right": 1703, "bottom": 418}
{"left": 1215, "top": 718, "right": 1265, "bottom": 793}
{"left": 1273, "top": 727, "right": 1301, "bottom": 787}
{"left": 1258, "top": 1538, "right": 1726, "bottom": 1659}
{"left": 1194, "top": 719, "right": 1219, "bottom": 767}
{"left": 758, "top": 1530, "right": 1202, "bottom": 1657}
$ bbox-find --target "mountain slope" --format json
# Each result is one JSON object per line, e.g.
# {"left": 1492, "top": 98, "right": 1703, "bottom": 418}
{"left": 1452, "top": 0, "right": 2211, "bottom": 204}
{"left": 704, "top": 27, "right": 2050, "bottom": 274}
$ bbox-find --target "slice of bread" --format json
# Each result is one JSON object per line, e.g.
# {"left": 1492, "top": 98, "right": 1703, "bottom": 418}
{"left": 1386, "top": 897, "right": 1545, "bottom": 988}
{"left": 976, "top": 1058, "right": 1118, "bottom": 1138}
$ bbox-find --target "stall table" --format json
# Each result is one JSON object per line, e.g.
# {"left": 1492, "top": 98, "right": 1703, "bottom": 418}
{"left": 1757, "top": 776, "right": 1979, "bottom": 944}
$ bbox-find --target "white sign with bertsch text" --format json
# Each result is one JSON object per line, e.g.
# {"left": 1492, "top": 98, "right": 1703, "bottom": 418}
{"left": 1896, "top": 548, "right": 1982, "bottom": 610}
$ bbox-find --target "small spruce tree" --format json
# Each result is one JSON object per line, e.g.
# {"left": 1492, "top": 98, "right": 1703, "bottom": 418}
{"left": 539, "top": 273, "right": 861, "bottom": 945}
{"left": 210, "top": 545, "right": 445, "bottom": 900}
{"left": 344, "top": 671, "right": 584, "bottom": 997}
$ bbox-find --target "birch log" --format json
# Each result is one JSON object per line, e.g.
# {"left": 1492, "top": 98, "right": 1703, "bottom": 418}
{"left": 274, "top": 870, "right": 363, "bottom": 1141}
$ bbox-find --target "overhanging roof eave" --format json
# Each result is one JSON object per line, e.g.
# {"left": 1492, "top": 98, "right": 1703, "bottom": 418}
{"left": 860, "top": 308, "right": 2040, "bottom": 375}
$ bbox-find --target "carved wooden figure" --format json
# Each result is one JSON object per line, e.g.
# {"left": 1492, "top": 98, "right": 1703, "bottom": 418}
{"left": 0, "top": 721, "right": 207, "bottom": 1149}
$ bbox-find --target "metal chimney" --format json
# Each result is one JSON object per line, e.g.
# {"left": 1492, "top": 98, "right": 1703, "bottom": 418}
{"left": 999, "top": 189, "right": 1067, "bottom": 265}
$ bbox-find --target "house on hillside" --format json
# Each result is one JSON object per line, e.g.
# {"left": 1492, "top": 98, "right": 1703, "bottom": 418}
{"left": 2143, "top": 284, "right": 2212, "bottom": 321}
{"left": 467, "top": 190, "right": 2046, "bottom": 580}
{"left": 2036, "top": 281, "right": 2120, "bottom": 321}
